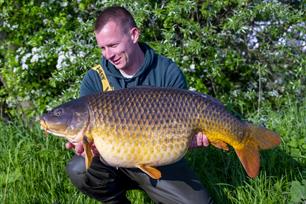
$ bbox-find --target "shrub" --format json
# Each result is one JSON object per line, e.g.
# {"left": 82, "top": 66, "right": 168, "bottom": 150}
{"left": 0, "top": 0, "right": 305, "bottom": 118}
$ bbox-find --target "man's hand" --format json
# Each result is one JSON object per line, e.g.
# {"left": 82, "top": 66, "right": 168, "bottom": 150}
{"left": 190, "top": 132, "right": 209, "bottom": 148}
{"left": 65, "top": 141, "right": 99, "bottom": 157}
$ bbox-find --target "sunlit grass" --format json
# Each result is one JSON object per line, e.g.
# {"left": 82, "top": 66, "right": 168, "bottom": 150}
{"left": 0, "top": 101, "right": 305, "bottom": 203}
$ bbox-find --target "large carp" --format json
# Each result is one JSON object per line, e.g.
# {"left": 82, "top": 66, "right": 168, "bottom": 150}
{"left": 40, "top": 87, "right": 281, "bottom": 179}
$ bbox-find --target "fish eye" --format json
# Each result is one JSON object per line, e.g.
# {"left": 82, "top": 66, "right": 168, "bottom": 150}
{"left": 53, "top": 108, "right": 63, "bottom": 117}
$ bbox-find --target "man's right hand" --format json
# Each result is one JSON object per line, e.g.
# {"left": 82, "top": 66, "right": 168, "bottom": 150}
{"left": 65, "top": 141, "right": 99, "bottom": 157}
{"left": 65, "top": 141, "right": 85, "bottom": 156}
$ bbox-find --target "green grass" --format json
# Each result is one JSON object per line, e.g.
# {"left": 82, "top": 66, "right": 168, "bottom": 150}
{"left": 0, "top": 101, "right": 305, "bottom": 204}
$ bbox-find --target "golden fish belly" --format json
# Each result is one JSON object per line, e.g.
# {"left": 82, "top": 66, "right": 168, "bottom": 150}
{"left": 90, "top": 122, "right": 193, "bottom": 168}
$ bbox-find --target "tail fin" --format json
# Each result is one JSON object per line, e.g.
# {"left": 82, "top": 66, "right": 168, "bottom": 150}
{"left": 235, "top": 123, "right": 281, "bottom": 178}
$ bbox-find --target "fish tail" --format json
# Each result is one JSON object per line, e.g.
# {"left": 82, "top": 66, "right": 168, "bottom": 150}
{"left": 234, "top": 123, "right": 281, "bottom": 178}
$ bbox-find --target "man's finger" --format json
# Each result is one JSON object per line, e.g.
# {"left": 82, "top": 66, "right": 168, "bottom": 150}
{"left": 202, "top": 134, "right": 209, "bottom": 147}
{"left": 65, "top": 142, "right": 75, "bottom": 149}
{"left": 196, "top": 132, "right": 203, "bottom": 146}
{"left": 75, "top": 141, "right": 84, "bottom": 155}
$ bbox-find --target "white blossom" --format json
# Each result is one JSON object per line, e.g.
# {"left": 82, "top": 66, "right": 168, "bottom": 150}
{"left": 268, "top": 90, "right": 279, "bottom": 97}
{"left": 78, "top": 51, "right": 86, "bottom": 58}
{"left": 253, "top": 43, "right": 259, "bottom": 49}
{"left": 77, "top": 17, "right": 83, "bottom": 23}
{"left": 189, "top": 64, "right": 196, "bottom": 72}
{"left": 56, "top": 49, "right": 77, "bottom": 69}
{"left": 56, "top": 53, "right": 66, "bottom": 69}
{"left": 60, "top": 2, "right": 68, "bottom": 7}
{"left": 21, "top": 53, "right": 32, "bottom": 70}
{"left": 182, "top": 56, "right": 189, "bottom": 61}
{"left": 30, "top": 54, "right": 40, "bottom": 63}
{"left": 22, "top": 63, "right": 29, "bottom": 70}
{"left": 277, "top": 37, "right": 286, "bottom": 46}
{"left": 189, "top": 87, "right": 196, "bottom": 91}
{"left": 41, "top": 2, "right": 47, "bottom": 7}
{"left": 43, "top": 19, "right": 49, "bottom": 25}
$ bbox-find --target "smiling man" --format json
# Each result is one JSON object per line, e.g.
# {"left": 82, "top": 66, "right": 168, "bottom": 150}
{"left": 66, "top": 6, "right": 213, "bottom": 204}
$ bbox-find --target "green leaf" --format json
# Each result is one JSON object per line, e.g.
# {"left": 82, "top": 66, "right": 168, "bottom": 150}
{"left": 0, "top": 168, "right": 22, "bottom": 186}
{"left": 289, "top": 180, "right": 306, "bottom": 203}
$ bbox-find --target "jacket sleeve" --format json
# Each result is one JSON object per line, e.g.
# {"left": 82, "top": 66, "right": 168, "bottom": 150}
{"left": 79, "top": 69, "right": 103, "bottom": 97}
{"left": 165, "top": 63, "right": 188, "bottom": 89}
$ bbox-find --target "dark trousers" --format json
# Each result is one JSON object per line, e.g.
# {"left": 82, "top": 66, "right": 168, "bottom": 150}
{"left": 66, "top": 155, "right": 213, "bottom": 204}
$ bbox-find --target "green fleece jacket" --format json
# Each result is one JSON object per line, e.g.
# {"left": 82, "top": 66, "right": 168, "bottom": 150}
{"left": 80, "top": 43, "right": 187, "bottom": 97}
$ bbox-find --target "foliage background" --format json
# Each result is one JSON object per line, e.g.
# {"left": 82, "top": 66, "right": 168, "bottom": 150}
{"left": 0, "top": 0, "right": 305, "bottom": 203}
{"left": 0, "top": 0, "right": 305, "bottom": 118}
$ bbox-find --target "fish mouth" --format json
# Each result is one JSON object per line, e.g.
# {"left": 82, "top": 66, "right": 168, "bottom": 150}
{"left": 39, "top": 117, "right": 75, "bottom": 139}
{"left": 40, "top": 118, "right": 47, "bottom": 130}
{"left": 40, "top": 118, "right": 49, "bottom": 136}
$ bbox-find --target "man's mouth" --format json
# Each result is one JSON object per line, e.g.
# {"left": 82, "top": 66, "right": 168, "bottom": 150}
{"left": 113, "top": 58, "right": 121, "bottom": 65}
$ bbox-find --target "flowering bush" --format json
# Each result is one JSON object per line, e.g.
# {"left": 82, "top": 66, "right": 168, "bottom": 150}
{"left": 0, "top": 0, "right": 305, "bottom": 118}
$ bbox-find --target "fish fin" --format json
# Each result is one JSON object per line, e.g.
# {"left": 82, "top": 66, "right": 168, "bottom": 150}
{"left": 83, "top": 136, "right": 93, "bottom": 169}
{"left": 235, "top": 145, "right": 260, "bottom": 178}
{"left": 211, "top": 140, "right": 229, "bottom": 151}
{"left": 245, "top": 123, "right": 281, "bottom": 150}
{"left": 234, "top": 123, "right": 281, "bottom": 178}
{"left": 137, "top": 164, "right": 161, "bottom": 180}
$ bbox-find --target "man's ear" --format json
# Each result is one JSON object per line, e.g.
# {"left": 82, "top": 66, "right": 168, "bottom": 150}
{"left": 130, "top": 27, "right": 140, "bottom": 43}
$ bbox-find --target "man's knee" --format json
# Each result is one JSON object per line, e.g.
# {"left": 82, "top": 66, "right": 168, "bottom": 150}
{"left": 66, "top": 155, "right": 87, "bottom": 189}
{"left": 66, "top": 155, "right": 131, "bottom": 204}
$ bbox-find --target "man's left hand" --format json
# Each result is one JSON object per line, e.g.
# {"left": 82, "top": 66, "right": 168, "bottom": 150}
{"left": 190, "top": 132, "right": 209, "bottom": 148}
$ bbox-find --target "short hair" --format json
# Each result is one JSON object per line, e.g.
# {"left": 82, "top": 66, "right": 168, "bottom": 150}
{"left": 95, "top": 6, "right": 137, "bottom": 33}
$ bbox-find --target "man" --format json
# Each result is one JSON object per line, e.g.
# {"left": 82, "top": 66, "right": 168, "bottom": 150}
{"left": 66, "top": 6, "right": 213, "bottom": 204}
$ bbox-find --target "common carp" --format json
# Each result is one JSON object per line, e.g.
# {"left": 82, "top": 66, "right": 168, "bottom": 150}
{"left": 40, "top": 87, "right": 281, "bottom": 179}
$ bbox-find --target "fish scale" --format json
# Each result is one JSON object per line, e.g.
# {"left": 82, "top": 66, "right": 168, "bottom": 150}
{"left": 87, "top": 88, "right": 232, "bottom": 167}
{"left": 40, "top": 87, "right": 281, "bottom": 179}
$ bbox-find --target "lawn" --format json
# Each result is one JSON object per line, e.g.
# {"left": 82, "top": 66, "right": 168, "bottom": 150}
{"left": 0, "top": 101, "right": 305, "bottom": 204}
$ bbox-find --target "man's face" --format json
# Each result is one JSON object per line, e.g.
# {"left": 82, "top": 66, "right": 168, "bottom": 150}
{"left": 95, "top": 21, "right": 138, "bottom": 70}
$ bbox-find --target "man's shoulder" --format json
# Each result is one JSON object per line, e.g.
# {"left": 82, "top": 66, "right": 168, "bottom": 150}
{"left": 149, "top": 52, "right": 187, "bottom": 89}
{"left": 80, "top": 68, "right": 103, "bottom": 97}
{"left": 143, "top": 43, "right": 177, "bottom": 70}
{"left": 153, "top": 53, "right": 181, "bottom": 74}
{"left": 155, "top": 53, "right": 175, "bottom": 65}
{"left": 85, "top": 68, "right": 100, "bottom": 77}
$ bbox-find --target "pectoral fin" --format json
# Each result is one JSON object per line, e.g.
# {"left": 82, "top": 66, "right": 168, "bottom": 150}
{"left": 137, "top": 164, "right": 161, "bottom": 180}
{"left": 211, "top": 140, "right": 229, "bottom": 151}
{"left": 83, "top": 136, "right": 93, "bottom": 169}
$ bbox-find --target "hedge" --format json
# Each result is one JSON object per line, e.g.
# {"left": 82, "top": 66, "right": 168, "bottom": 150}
{"left": 0, "top": 0, "right": 305, "bottom": 119}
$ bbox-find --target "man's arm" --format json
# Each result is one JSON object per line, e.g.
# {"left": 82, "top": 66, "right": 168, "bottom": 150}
{"left": 164, "top": 63, "right": 188, "bottom": 89}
